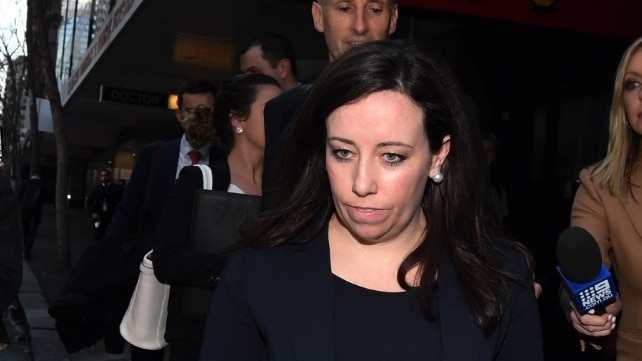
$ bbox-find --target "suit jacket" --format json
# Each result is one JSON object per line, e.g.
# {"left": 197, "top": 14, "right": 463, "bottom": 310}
{"left": 261, "top": 84, "right": 312, "bottom": 211}
{"left": 104, "top": 139, "right": 181, "bottom": 258}
{"left": 199, "top": 229, "right": 543, "bottom": 361}
{"left": 86, "top": 182, "right": 123, "bottom": 219}
{"left": 571, "top": 163, "right": 642, "bottom": 360}
{"left": 153, "top": 157, "right": 230, "bottom": 342}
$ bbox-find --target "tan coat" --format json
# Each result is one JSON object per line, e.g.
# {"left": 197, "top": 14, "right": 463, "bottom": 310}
{"left": 571, "top": 163, "right": 642, "bottom": 361}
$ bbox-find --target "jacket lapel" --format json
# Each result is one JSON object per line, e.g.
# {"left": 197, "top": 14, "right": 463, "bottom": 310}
{"left": 278, "top": 229, "right": 335, "bottom": 360}
{"left": 621, "top": 163, "right": 642, "bottom": 239}
{"left": 439, "top": 253, "right": 483, "bottom": 360}
{"left": 274, "top": 232, "right": 486, "bottom": 360}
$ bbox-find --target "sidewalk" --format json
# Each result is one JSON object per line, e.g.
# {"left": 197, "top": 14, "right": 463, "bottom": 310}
{"left": 6, "top": 203, "right": 132, "bottom": 361}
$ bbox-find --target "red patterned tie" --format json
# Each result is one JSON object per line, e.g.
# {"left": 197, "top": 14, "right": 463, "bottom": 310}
{"left": 187, "top": 150, "right": 202, "bottom": 165}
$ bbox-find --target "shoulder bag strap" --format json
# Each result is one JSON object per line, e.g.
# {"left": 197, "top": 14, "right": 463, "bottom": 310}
{"left": 193, "top": 164, "right": 213, "bottom": 190}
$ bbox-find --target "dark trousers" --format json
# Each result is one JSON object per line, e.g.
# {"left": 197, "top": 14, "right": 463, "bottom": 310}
{"left": 93, "top": 215, "right": 113, "bottom": 240}
{"left": 21, "top": 211, "right": 41, "bottom": 259}
{"left": 130, "top": 345, "right": 165, "bottom": 361}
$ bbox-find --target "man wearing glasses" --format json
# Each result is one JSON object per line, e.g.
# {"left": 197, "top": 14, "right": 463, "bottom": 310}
{"left": 116, "top": 79, "right": 219, "bottom": 360}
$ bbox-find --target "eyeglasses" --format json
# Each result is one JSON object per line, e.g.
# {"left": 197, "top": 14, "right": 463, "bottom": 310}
{"left": 179, "top": 106, "right": 214, "bottom": 124}
{"left": 181, "top": 106, "right": 213, "bottom": 115}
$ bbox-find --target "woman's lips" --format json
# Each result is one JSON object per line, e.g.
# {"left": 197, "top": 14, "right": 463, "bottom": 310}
{"left": 346, "top": 205, "right": 385, "bottom": 222}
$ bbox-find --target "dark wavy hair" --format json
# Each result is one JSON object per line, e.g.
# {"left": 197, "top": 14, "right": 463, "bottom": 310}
{"left": 213, "top": 73, "right": 280, "bottom": 150}
{"left": 242, "top": 39, "right": 527, "bottom": 335}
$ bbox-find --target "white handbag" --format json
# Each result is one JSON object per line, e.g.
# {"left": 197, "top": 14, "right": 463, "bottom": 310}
{"left": 194, "top": 164, "right": 213, "bottom": 189}
{"left": 119, "top": 250, "right": 169, "bottom": 350}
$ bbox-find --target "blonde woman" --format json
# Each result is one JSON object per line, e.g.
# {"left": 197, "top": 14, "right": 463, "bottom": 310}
{"left": 567, "top": 36, "right": 642, "bottom": 360}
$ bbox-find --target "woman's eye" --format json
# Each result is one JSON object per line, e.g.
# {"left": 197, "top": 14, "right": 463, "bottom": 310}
{"left": 383, "top": 153, "right": 405, "bottom": 165}
{"left": 624, "top": 80, "right": 641, "bottom": 91}
{"left": 333, "top": 149, "right": 352, "bottom": 160}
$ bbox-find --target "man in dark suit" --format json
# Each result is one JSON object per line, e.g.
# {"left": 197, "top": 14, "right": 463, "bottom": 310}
{"left": 261, "top": 0, "right": 399, "bottom": 209}
{"left": 86, "top": 168, "right": 123, "bottom": 240}
{"left": 107, "top": 79, "right": 219, "bottom": 361}
{"left": 18, "top": 174, "right": 44, "bottom": 260}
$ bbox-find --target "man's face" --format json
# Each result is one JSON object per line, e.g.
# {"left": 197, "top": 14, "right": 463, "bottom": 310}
{"left": 240, "top": 45, "right": 282, "bottom": 84}
{"left": 99, "top": 171, "right": 110, "bottom": 183}
{"left": 312, "top": 0, "right": 398, "bottom": 62}
{"left": 175, "top": 92, "right": 216, "bottom": 148}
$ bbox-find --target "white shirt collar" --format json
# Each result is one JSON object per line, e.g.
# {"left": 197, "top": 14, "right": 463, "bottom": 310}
{"left": 176, "top": 135, "right": 212, "bottom": 178}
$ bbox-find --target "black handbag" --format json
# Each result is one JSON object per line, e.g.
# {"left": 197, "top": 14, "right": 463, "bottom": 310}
{"left": 181, "top": 165, "right": 260, "bottom": 320}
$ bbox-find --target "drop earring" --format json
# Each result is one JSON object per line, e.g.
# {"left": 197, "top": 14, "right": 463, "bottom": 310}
{"left": 235, "top": 127, "right": 244, "bottom": 134}
{"left": 432, "top": 172, "right": 444, "bottom": 184}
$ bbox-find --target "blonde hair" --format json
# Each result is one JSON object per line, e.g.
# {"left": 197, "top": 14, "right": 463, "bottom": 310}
{"left": 592, "top": 36, "right": 642, "bottom": 199}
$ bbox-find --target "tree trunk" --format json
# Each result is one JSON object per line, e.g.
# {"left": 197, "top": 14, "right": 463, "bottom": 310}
{"left": 28, "top": 0, "right": 71, "bottom": 267}
{"left": 0, "top": 41, "right": 25, "bottom": 189}
{"left": 26, "top": 4, "right": 40, "bottom": 179}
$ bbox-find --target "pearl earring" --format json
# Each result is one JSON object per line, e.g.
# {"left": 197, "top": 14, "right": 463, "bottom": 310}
{"left": 235, "top": 127, "right": 244, "bottom": 134}
{"left": 432, "top": 172, "right": 444, "bottom": 184}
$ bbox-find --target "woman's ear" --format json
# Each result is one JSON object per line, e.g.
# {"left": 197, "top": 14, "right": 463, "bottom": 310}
{"left": 229, "top": 111, "right": 245, "bottom": 127}
{"left": 428, "top": 135, "right": 451, "bottom": 178}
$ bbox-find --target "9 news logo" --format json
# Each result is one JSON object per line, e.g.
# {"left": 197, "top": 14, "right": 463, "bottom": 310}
{"left": 579, "top": 280, "right": 614, "bottom": 310}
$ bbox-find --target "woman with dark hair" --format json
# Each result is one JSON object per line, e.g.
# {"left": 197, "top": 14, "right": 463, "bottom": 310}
{"left": 199, "top": 40, "right": 542, "bottom": 360}
{"left": 153, "top": 73, "right": 281, "bottom": 361}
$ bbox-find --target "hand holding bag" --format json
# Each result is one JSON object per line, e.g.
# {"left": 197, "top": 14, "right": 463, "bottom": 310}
{"left": 119, "top": 250, "right": 169, "bottom": 350}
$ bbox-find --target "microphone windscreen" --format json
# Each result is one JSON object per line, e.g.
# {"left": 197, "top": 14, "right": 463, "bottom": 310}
{"left": 556, "top": 227, "right": 603, "bottom": 284}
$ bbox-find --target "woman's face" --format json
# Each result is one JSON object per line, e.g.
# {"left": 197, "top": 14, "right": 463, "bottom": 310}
{"left": 235, "top": 84, "right": 282, "bottom": 149}
{"left": 325, "top": 90, "right": 449, "bottom": 245}
{"left": 623, "top": 48, "right": 642, "bottom": 136}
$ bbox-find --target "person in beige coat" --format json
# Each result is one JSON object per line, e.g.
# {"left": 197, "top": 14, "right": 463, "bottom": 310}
{"left": 567, "top": 36, "right": 642, "bottom": 361}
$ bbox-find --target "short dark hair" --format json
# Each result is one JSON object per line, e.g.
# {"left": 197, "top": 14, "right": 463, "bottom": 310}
{"left": 213, "top": 73, "right": 280, "bottom": 150}
{"left": 240, "top": 33, "right": 298, "bottom": 79}
{"left": 176, "top": 79, "right": 218, "bottom": 109}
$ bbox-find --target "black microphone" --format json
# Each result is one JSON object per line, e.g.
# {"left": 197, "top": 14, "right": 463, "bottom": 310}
{"left": 556, "top": 227, "right": 618, "bottom": 315}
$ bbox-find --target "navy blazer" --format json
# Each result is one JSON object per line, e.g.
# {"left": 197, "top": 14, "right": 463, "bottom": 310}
{"left": 104, "top": 140, "right": 181, "bottom": 258}
{"left": 199, "top": 230, "right": 543, "bottom": 361}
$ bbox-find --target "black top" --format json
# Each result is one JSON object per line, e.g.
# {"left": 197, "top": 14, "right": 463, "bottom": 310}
{"left": 332, "top": 275, "right": 442, "bottom": 360}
